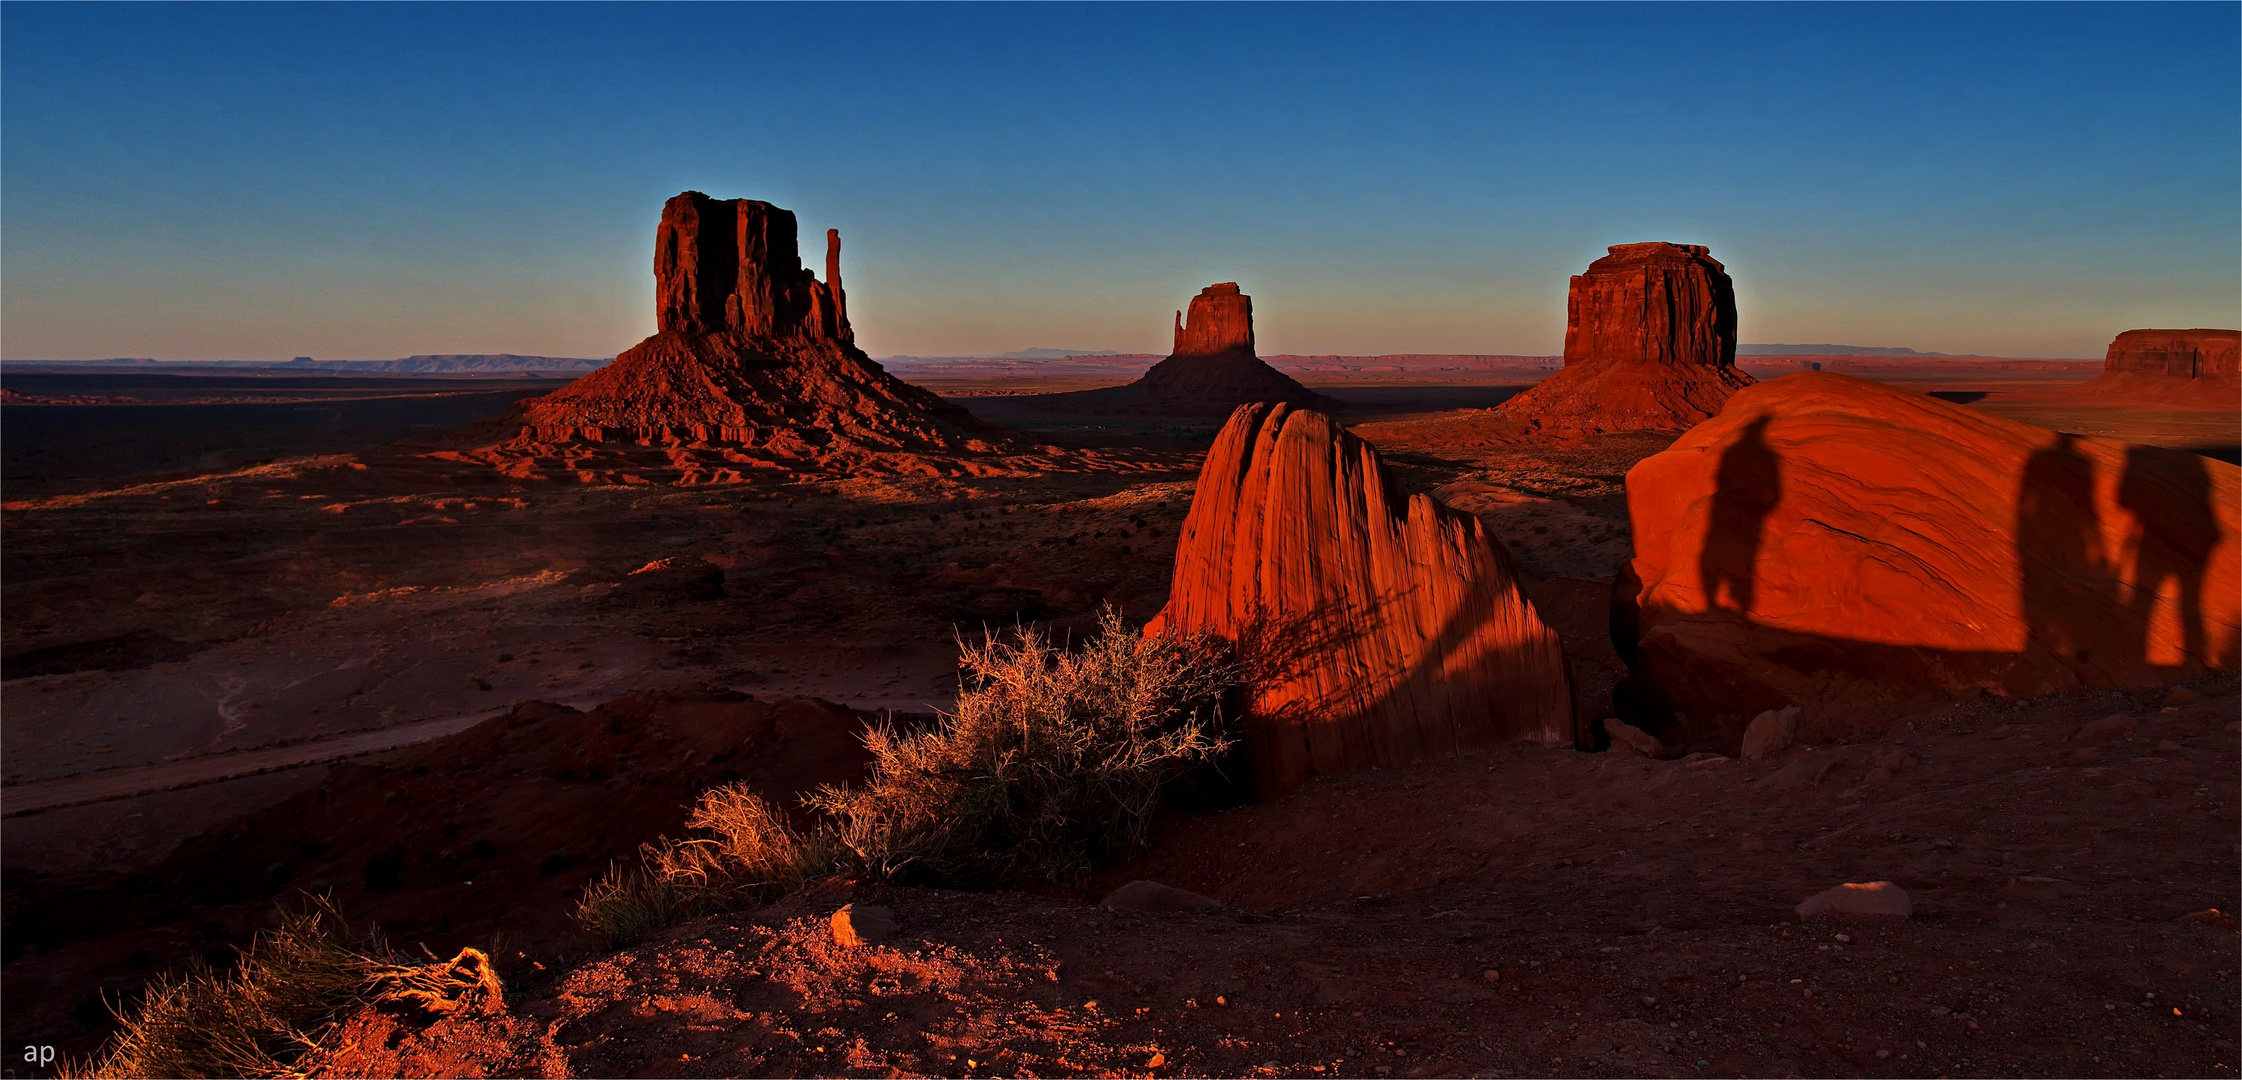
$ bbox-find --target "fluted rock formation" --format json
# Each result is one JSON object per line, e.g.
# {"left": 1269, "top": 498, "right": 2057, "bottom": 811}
{"left": 1041, "top": 284, "right": 1334, "bottom": 417}
{"left": 1147, "top": 403, "right": 1573, "bottom": 798}
{"left": 2069, "top": 328, "right": 2239, "bottom": 406}
{"left": 469, "top": 192, "right": 1018, "bottom": 480}
{"left": 1497, "top": 243, "right": 1754, "bottom": 435}
{"left": 1618, "top": 372, "right": 2239, "bottom": 746}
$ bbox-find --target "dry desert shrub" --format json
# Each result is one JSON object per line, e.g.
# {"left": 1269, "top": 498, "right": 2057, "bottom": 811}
{"left": 810, "top": 608, "right": 1241, "bottom": 886}
{"left": 67, "top": 897, "right": 500, "bottom": 1079}
{"left": 575, "top": 788, "right": 838, "bottom": 947}
{"left": 576, "top": 610, "right": 1240, "bottom": 943}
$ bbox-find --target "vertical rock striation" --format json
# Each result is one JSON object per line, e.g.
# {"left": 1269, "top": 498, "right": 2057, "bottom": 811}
{"left": 1148, "top": 403, "right": 1574, "bottom": 798}
{"left": 1498, "top": 243, "right": 1753, "bottom": 435}
{"left": 1167, "top": 282, "right": 1256, "bottom": 360}
{"left": 653, "top": 192, "right": 852, "bottom": 342}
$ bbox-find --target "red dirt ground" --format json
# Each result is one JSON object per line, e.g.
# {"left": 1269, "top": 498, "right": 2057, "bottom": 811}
{"left": 318, "top": 680, "right": 2237, "bottom": 1079}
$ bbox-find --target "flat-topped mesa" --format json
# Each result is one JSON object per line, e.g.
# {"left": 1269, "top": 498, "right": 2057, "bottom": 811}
{"left": 2068, "top": 328, "right": 2239, "bottom": 407}
{"left": 1147, "top": 403, "right": 1574, "bottom": 799}
{"left": 1566, "top": 242, "right": 1738, "bottom": 369}
{"left": 655, "top": 192, "right": 851, "bottom": 342}
{"left": 2104, "top": 328, "right": 2239, "bottom": 380}
{"left": 1495, "top": 241, "right": 1752, "bottom": 435}
{"left": 1170, "top": 282, "right": 1255, "bottom": 359}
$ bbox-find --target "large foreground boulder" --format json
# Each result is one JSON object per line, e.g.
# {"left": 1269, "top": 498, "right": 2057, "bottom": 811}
{"left": 1497, "top": 242, "right": 1754, "bottom": 435}
{"left": 1147, "top": 403, "right": 1573, "bottom": 798}
{"left": 458, "top": 192, "right": 1022, "bottom": 481}
{"left": 2067, "top": 328, "right": 2239, "bottom": 407}
{"left": 1617, "top": 372, "right": 2239, "bottom": 744}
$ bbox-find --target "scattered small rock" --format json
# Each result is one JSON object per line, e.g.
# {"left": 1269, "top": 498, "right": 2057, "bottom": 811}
{"left": 1605, "top": 717, "right": 1667, "bottom": 758}
{"left": 1483, "top": 969, "right": 1501, "bottom": 982}
{"left": 1741, "top": 705, "right": 1801, "bottom": 761}
{"left": 1101, "top": 880, "right": 1223, "bottom": 912}
{"left": 2072, "top": 714, "right": 2136, "bottom": 744}
{"left": 830, "top": 903, "right": 898, "bottom": 947}
{"left": 2183, "top": 908, "right": 2240, "bottom": 931}
{"left": 1677, "top": 752, "right": 1729, "bottom": 768}
{"left": 1757, "top": 753, "right": 1842, "bottom": 791}
{"left": 1796, "top": 880, "right": 1912, "bottom": 919}
{"left": 2165, "top": 687, "right": 2202, "bottom": 707}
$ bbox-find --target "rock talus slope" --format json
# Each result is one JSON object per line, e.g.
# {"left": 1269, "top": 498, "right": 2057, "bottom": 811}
{"left": 2069, "top": 328, "right": 2240, "bottom": 407}
{"left": 1618, "top": 371, "right": 2239, "bottom": 743}
{"left": 1498, "top": 242, "right": 1753, "bottom": 435}
{"left": 460, "top": 191, "right": 1034, "bottom": 481}
{"left": 1147, "top": 403, "right": 1572, "bottom": 797}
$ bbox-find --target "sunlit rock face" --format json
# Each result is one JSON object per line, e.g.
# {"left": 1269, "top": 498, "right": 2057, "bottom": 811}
{"left": 1617, "top": 372, "right": 2240, "bottom": 745}
{"left": 1497, "top": 242, "right": 1753, "bottom": 435}
{"left": 1148, "top": 402, "right": 1574, "bottom": 798}
{"left": 2069, "top": 328, "right": 2240, "bottom": 406}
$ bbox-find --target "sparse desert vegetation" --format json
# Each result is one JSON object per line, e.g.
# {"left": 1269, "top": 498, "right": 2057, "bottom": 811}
{"left": 579, "top": 610, "right": 1241, "bottom": 946}
{"left": 64, "top": 900, "right": 498, "bottom": 1079}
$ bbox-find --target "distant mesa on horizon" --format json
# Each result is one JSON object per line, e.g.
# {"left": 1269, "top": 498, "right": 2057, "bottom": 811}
{"left": 994, "top": 347, "right": 1125, "bottom": 359}
{"left": 1737, "top": 344, "right": 1950, "bottom": 357}
{"left": 2066, "top": 327, "right": 2240, "bottom": 407}
{"left": 1496, "top": 241, "right": 1752, "bottom": 435}
{"left": 279, "top": 354, "right": 611, "bottom": 373}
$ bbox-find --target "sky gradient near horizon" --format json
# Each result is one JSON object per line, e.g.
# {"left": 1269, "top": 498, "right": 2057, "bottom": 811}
{"left": 4, "top": 2, "right": 2237, "bottom": 361}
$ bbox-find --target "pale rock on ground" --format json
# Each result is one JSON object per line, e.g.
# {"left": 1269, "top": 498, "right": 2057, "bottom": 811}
{"left": 831, "top": 903, "right": 899, "bottom": 946}
{"left": 1797, "top": 881, "right": 1913, "bottom": 919}
{"left": 1100, "top": 880, "right": 1222, "bottom": 912}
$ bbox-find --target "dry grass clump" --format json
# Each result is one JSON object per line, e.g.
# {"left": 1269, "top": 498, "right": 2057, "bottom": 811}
{"left": 576, "top": 788, "right": 838, "bottom": 947}
{"left": 577, "top": 610, "right": 1239, "bottom": 944}
{"left": 67, "top": 898, "right": 500, "bottom": 1079}
{"left": 810, "top": 608, "right": 1240, "bottom": 886}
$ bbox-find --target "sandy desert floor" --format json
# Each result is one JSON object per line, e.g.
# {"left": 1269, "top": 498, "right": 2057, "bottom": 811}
{"left": 2, "top": 364, "right": 2234, "bottom": 1075}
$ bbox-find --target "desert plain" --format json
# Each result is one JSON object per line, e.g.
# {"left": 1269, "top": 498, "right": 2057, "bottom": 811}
{"left": 1, "top": 199, "right": 2236, "bottom": 1080}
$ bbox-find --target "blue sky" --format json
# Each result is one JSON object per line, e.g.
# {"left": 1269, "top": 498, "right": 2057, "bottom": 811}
{"left": 4, "top": 2, "right": 2236, "bottom": 360}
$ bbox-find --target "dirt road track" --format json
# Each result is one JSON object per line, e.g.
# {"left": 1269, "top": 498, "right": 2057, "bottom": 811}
{"left": 1, "top": 712, "right": 492, "bottom": 818}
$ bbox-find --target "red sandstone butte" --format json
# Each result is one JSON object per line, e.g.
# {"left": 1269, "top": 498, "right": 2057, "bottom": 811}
{"left": 2068, "top": 328, "right": 2240, "bottom": 407}
{"left": 480, "top": 192, "right": 1009, "bottom": 477}
{"left": 1497, "top": 242, "right": 1753, "bottom": 435}
{"left": 1147, "top": 403, "right": 1573, "bottom": 798}
{"left": 1617, "top": 372, "right": 2239, "bottom": 745}
{"left": 1053, "top": 284, "right": 1332, "bottom": 417}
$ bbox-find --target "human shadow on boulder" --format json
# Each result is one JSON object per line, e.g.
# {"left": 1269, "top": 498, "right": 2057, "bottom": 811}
{"left": 1699, "top": 415, "right": 1781, "bottom": 614}
{"left": 2117, "top": 444, "right": 2223, "bottom": 669}
{"left": 2017, "top": 432, "right": 2114, "bottom": 679}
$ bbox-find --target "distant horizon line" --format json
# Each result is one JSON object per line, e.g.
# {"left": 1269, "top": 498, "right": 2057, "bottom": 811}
{"left": 2, "top": 343, "right": 2118, "bottom": 365}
